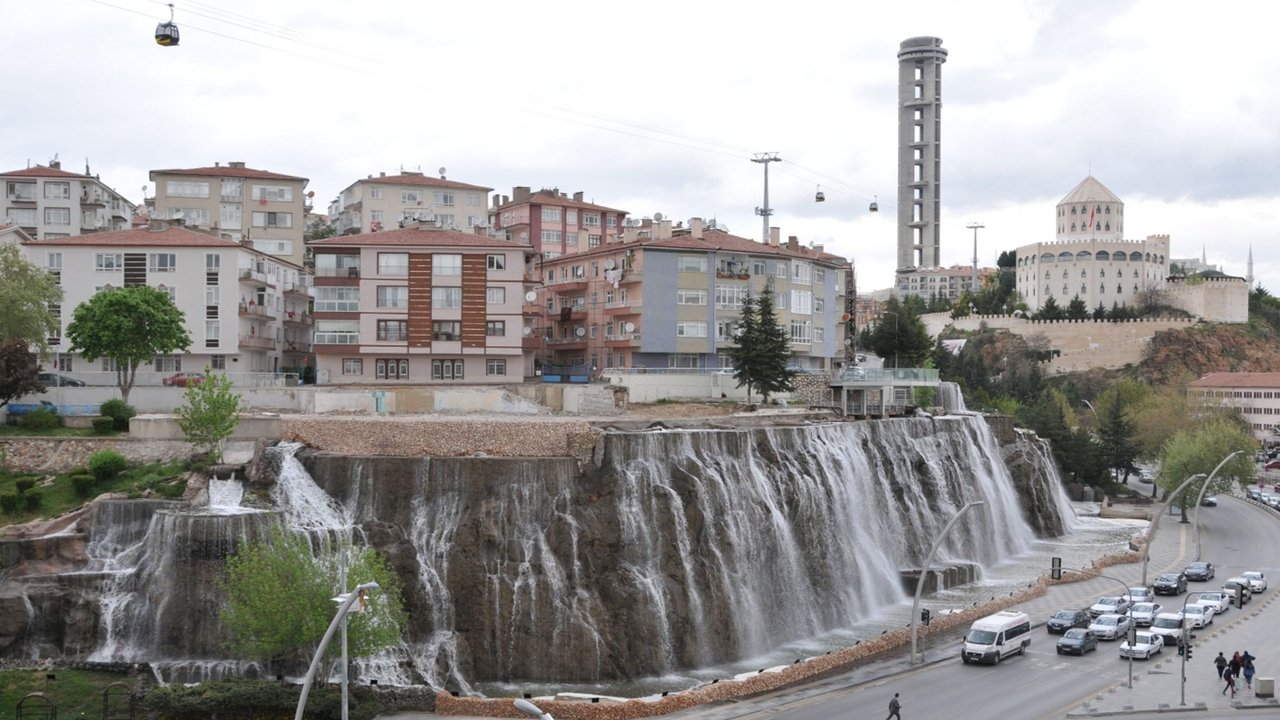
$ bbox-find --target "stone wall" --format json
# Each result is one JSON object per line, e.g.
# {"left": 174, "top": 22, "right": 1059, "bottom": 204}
{"left": 0, "top": 437, "right": 196, "bottom": 473}
{"left": 1165, "top": 275, "right": 1249, "bottom": 323}
{"left": 278, "top": 416, "right": 601, "bottom": 459}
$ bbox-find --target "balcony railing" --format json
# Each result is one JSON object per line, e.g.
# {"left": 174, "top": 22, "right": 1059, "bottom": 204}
{"left": 238, "top": 334, "right": 277, "bottom": 350}
{"left": 238, "top": 302, "right": 273, "bottom": 319}
{"left": 284, "top": 339, "right": 314, "bottom": 353}
{"left": 315, "top": 267, "right": 361, "bottom": 278}
{"left": 283, "top": 311, "right": 313, "bottom": 326}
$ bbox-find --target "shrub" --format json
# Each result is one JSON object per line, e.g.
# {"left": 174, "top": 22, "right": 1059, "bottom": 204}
{"left": 23, "top": 489, "right": 41, "bottom": 511}
{"left": 20, "top": 408, "right": 62, "bottom": 431}
{"left": 89, "top": 449, "right": 129, "bottom": 483}
{"left": 155, "top": 480, "right": 187, "bottom": 499}
{"left": 91, "top": 416, "right": 115, "bottom": 435}
{"left": 99, "top": 399, "right": 136, "bottom": 431}
{"left": 0, "top": 493, "right": 17, "bottom": 513}
{"left": 71, "top": 474, "right": 96, "bottom": 497}
{"left": 15, "top": 478, "right": 36, "bottom": 493}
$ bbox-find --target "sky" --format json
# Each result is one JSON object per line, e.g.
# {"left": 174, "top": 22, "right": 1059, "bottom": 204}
{"left": 5, "top": 0, "right": 1279, "bottom": 293}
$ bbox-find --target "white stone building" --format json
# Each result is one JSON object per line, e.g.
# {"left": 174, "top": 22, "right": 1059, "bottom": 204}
{"left": 1189, "top": 372, "right": 1280, "bottom": 443}
{"left": 1, "top": 161, "right": 136, "bottom": 240}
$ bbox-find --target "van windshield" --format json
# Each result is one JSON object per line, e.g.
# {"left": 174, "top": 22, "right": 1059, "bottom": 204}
{"left": 966, "top": 629, "right": 997, "bottom": 644}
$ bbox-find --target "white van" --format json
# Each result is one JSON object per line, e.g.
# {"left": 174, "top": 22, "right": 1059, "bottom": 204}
{"left": 961, "top": 610, "right": 1032, "bottom": 664}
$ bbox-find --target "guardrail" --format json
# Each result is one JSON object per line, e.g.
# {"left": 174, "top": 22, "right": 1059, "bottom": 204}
{"left": 836, "top": 367, "right": 939, "bottom": 383}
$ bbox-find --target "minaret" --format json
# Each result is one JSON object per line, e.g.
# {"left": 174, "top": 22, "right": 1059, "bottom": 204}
{"left": 896, "top": 37, "right": 947, "bottom": 271}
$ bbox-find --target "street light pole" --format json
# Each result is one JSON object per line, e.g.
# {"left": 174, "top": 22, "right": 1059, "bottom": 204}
{"left": 1140, "top": 473, "right": 1206, "bottom": 587}
{"left": 752, "top": 153, "right": 781, "bottom": 245}
{"left": 966, "top": 222, "right": 984, "bottom": 296}
{"left": 1192, "top": 450, "right": 1244, "bottom": 560}
{"left": 294, "top": 580, "right": 380, "bottom": 720}
{"left": 910, "top": 500, "right": 986, "bottom": 664}
{"left": 1058, "top": 568, "right": 1135, "bottom": 689}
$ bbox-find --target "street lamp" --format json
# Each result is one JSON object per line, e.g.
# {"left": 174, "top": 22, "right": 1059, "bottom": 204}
{"left": 515, "top": 698, "right": 555, "bottom": 720}
{"left": 966, "top": 222, "right": 984, "bottom": 294}
{"left": 1191, "top": 450, "right": 1245, "bottom": 560}
{"left": 1056, "top": 568, "right": 1136, "bottom": 689}
{"left": 294, "top": 580, "right": 380, "bottom": 720}
{"left": 910, "top": 500, "right": 985, "bottom": 664}
{"left": 1140, "top": 473, "right": 1205, "bottom": 586}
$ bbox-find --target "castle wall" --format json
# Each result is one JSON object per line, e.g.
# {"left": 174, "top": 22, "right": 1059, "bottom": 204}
{"left": 1165, "top": 276, "right": 1249, "bottom": 323}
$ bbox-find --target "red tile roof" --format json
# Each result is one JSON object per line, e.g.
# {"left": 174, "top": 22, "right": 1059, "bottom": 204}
{"left": 354, "top": 173, "right": 491, "bottom": 192}
{"left": 1190, "top": 373, "right": 1280, "bottom": 389}
{"left": 310, "top": 226, "right": 533, "bottom": 250}
{"left": 495, "top": 190, "right": 626, "bottom": 215}
{"left": 24, "top": 225, "right": 240, "bottom": 248}
{"left": 150, "top": 165, "right": 308, "bottom": 182}
{"left": 0, "top": 164, "right": 90, "bottom": 179}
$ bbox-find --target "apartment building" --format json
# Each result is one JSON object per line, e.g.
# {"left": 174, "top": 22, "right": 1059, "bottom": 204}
{"left": 531, "top": 218, "right": 851, "bottom": 373}
{"left": 1189, "top": 372, "right": 1280, "bottom": 443}
{"left": 491, "top": 187, "right": 628, "bottom": 258}
{"left": 149, "top": 162, "right": 309, "bottom": 267}
{"left": 16, "top": 222, "right": 312, "bottom": 378}
{"left": 895, "top": 264, "right": 995, "bottom": 302}
{"left": 308, "top": 225, "right": 534, "bottom": 384}
{"left": 1, "top": 161, "right": 136, "bottom": 240}
{"left": 330, "top": 171, "right": 491, "bottom": 236}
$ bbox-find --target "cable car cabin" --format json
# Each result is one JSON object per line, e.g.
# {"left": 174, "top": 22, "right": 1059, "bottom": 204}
{"left": 155, "top": 22, "right": 180, "bottom": 46}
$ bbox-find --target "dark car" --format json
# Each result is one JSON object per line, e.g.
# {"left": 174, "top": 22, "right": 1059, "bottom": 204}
{"left": 1047, "top": 608, "right": 1091, "bottom": 634}
{"left": 1184, "top": 562, "right": 1215, "bottom": 581}
{"left": 37, "top": 372, "right": 85, "bottom": 387}
{"left": 1056, "top": 628, "right": 1098, "bottom": 656}
{"left": 1153, "top": 573, "right": 1187, "bottom": 595}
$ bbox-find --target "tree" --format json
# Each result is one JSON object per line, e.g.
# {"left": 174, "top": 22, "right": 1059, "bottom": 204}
{"left": 0, "top": 243, "right": 63, "bottom": 352}
{"left": 1096, "top": 391, "right": 1140, "bottom": 485}
{"left": 726, "top": 290, "right": 761, "bottom": 403}
{"left": 66, "top": 286, "right": 191, "bottom": 402}
{"left": 220, "top": 525, "right": 405, "bottom": 672}
{"left": 869, "top": 297, "right": 933, "bottom": 368}
{"left": 0, "top": 339, "right": 45, "bottom": 409}
{"left": 177, "top": 367, "right": 242, "bottom": 462}
{"left": 1034, "top": 296, "right": 1064, "bottom": 320}
{"left": 727, "top": 281, "right": 796, "bottom": 403}
{"left": 1066, "top": 295, "right": 1089, "bottom": 320}
{"left": 1157, "top": 416, "right": 1255, "bottom": 521}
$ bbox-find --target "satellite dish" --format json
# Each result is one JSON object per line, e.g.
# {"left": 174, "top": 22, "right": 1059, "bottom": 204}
{"left": 522, "top": 327, "right": 532, "bottom": 336}
{"left": 604, "top": 258, "right": 616, "bottom": 270}
{"left": 524, "top": 291, "right": 537, "bottom": 302}
{"left": 438, "top": 167, "right": 447, "bottom": 177}
{"left": 624, "top": 322, "right": 635, "bottom": 333}
{"left": 575, "top": 327, "right": 586, "bottom": 337}
{"left": 306, "top": 190, "right": 315, "bottom": 198}
{"left": 654, "top": 212, "right": 664, "bottom": 221}
{"left": 434, "top": 218, "right": 444, "bottom": 228}
{"left": 519, "top": 232, "right": 528, "bottom": 241}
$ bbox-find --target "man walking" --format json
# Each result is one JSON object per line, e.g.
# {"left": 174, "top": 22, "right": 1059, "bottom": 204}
{"left": 886, "top": 692, "right": 902, "bottom": 720}
{"left": 1215, "top": 651, "right": 1228, "bottom": 679}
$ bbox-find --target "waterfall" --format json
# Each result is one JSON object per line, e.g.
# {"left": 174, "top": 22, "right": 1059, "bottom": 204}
{"left": 207, "top": 475, "right": 245, "bottom": 511}
{"left": 936, "top": 381, "right": 967, "bottom": 413}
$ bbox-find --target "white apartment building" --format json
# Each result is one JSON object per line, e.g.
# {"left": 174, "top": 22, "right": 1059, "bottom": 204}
{"left": 1189, "top": 372, "right": 1280, "bottom": 443}
{"left": 329, "top": 171, "right": 491, "bottom": 236}
{"left": 150, "top": 162, "right": 309, "bottom": 267}
{"left": 1, "top": 161, "right": 136, "bottom": 240}
{"left": 16, "top": 222, "right": 312, "bottom": 379}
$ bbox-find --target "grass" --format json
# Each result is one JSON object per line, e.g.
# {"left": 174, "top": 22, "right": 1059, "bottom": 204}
{"left": 0, "top": 459, "right": 191, "bottom": 525}
{"left": 0, "top": 425, "right": 115, "bottom": 437}
{"left": 0, "top": 667, "right": 136, "bottom": 719}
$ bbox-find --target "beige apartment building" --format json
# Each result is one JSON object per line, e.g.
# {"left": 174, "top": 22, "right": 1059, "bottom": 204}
{"left": 330, "top": 171, "right": 491, "bottom": 236}
{"left": 1189, "top": 372, "right": 1280, "bottom": 443}
{"left": 490, "top": 187, "right": 629, "bottom": 258}
{"left": 1, "top": 161, "right": 136, "bottom": 240}
{"left": 149, "top": 162, "right": 309, "bottom": 267}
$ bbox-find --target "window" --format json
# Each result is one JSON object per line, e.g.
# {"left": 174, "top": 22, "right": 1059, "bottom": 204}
{"left": 315, "top": 320, "right": 359, "bottom": 344}
{"left": 205, "top": 285, "right": 220, "bottom": 305}
{"left": 582, "top": 213, "right": 600, "bottom": 227}
{"left": 251, "top": 211, "right": 293, "bottom": 228}
{"left": 676, "top": 321, "right": 707, "bottom": 337}
{"left": 607, "top": 215, "right": 617, "bottom": 228}
{"left": 375, "top": 358, "right": 409, "bottom": 380}
{"left": 814, "top": 297, "right": 825, "bottom": 313}
{"left": 775, "top": 261, "right": 789, "bottom": 278}
{"left": 370, "top": 210, "right": 384, "bottom": 223}
{"left": 44, "top": 182, "right": 70, "bottom": 199}
{"left": 487, "top": 254, "right": 505, "bottom": 270}
{"left": 210, "top": 354, "right": 226, "bottom": 370}
{"left": 46, "top": 252, "right": 61, "bottom": 275}
{"left": 314, "top": 286, "right": 360, "bottom": 312}
{"left": 814, "top": 326, "right": 825, "bottom": 343}
{"left": 752, "top": 261, "right": 766, "bottom": 276}
{"left": 251, "top": 185, "right": 293, "bottom": 202}
{"left": 677, "top": 256, "right": 708, "bottom": 272}
{"left": 716, "top": 285, "right": 747, "bottom": 308}
{"left": 814, "top": 268, "right": 825, "bottom": 285}
{"left": 156, "top": 285, "right": 176, "bottom": 302}
{"left": 486, "top": 287, "right": 506, "bottom": 304}
{"left": 342, "top": 358, "right": 364, "bottom": 375}
{"left": 434, "top": 254, "right": 461, "bottom": 276}
{"left": 789, "top": 320, "right": 811, "bottom": 342}
{"left": 369, "top": 187, "right": 383, "bottom": 200}
{"left": 587, "top": 233, "right": 602, "bottom": 248}
{"left": 377, "top": 319, "right": 408, "bottom": 341}
{"left": 6, "top": 208, "right": 36, "bottom": 225}
{"left": 677, "top": 289, "right": 707, "bottom": 305}
{"left": 431, "top": 359, "right": 463, "bottom": 379}
{"left": 206, "top": 253, "right": 221, "bottom": 272}
{"left": 541, "top": 207, "right": 562, "bottom": 222}
{"left": 378, "top": 252, "right": 409, "bottom": 275}
{"left": 668, "top": 354, "right": 702, "bottom": 369}
{"left": 432, "top": 287, "right": 462, "bottom": 308}
{"left": 44, "top": 207, "right": 71, "bottom": 225}
{"left": 565, "top": 209, "right": 578, "bottom": 224}
{"left": 205, "top": 320, "right": 220, "bottom": 347}
{"left": 434, "top": 191, "right": 455, "bottom": 206}
{"left": 541, "top": 230, "right": 562, "bottom": 244}
{"left": 95, "top": 253, "right": 123, "bottom": 271}
{"left": 790, "top": 290, "right": 812, "bottom": 314}
{"left": 486, "top": 358, "right": 507, "bottom": 376}
{"left": 486, "top": 320, "right": 505, "bottom": 337}
{"left": 435, "top": 213, "right": 455, "bottom": 227}
{"left": 377, "top": 286, "right": 408, "bottom": 308}
{"left": 166, "top": 181, "right": 209, "bottom": 198}
{"left": 149, "top": 253, "right": 176, "bottom": 272}
{"left": 467, "top": 192, "right": 482, "bottom": 205}
{"left": 716, "top": 320, "right": 738, "bottom": 340}
{"left": 792, "top": 262, "right": 812, "bottom": 284}
{"left": 154, "top": 354, "right": 183, "bottom": 372}
{"left": 401, "top": 190, "right": 421, "bottom": 204}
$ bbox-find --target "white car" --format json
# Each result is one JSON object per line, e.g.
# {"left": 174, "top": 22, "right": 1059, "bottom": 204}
{"left": 1124, "top": 586, "right": 1154, "bottom": 604}
{"left": 1129, "top": 602, "right": 1162, "bottom": 626}
{"left": 1090, "top": 596, "right": 1132, "bottom": 618}
{"left": 1181, "top": 603, "right": 1215, "bottom": 628}
{"left": 1242, "top": 571, "right": 1267, "bottom": 593}
{"left": 1195, "top": 591, "right": 1230, "bottom": 614}
{"left": 1119, "top": 630, "right": 1165, "bottom": 659}
{"left": 1088, "top": 613, "right": 1133, "bottom": 640}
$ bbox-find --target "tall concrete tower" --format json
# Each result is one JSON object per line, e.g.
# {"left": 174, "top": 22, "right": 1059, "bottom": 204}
{"left": 896, "top": 36, "right": 947, "bottom": 271}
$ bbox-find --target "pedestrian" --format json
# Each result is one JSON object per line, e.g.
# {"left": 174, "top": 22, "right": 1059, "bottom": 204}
{"left": 1230, "top": 652, "right": 1242, "bottom": 680}
{"left": 886, "top": 692, "right": 902, "bottom": 720}
{"left": 1223, "top": 671, "right": 1236, "bottom": 697}
{"left": 1215, "top": 652, "right": 1228, "bottom": 679}
{"left": 1242, "top": 650, "right": 1257, "bottom": 689}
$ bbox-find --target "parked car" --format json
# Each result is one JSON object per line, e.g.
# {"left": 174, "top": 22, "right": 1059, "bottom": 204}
{"left": 1265, "top": 459, "right": 1280, "bottom": 471}
{"left": 1129, "top": 602, "right": 1162, "bottom": 626}
{"left": 162, "top": 372, "right": 205, "bottom": 387}
{"left": 1223, "top": 578, "right": 1253, "bottom": 606}
{"left": 1242, "top": 571, "right": 1267, "bottom": 593}
{"left": 1047, "top": 609, "right": 1091, "bottom": 634}
{"left": 1248, "top": 488, "right": 1264, "bottom": 501}
{"left": 1119, "top": 630, "right": 1165, "bottom": 659}
{"left": 1088, "top": 613, "right": 1133, "bottom": 641}
{"left": 1184, "top": 562, "right": 1215, "bottom": 581}
{"left": 1124, "top": 586, "right": 1154, "bottom": 604}
{"left": 37, "top": 372, "right": 85, "bottom": 387}
{"left": 1149, "top": 612, "right": 1184, "bottom": 645}
{"left": 1201, "top": 495, "right": 1218, "bottom": 506}
{"left": 1154, "top": 573, "right": 1187, "bottom": 595}
{"left": 1056, "top": 628, "right": 1098, "bottom": 656}
{"left": 1194, "top": 591, "right": 1230, "bottom": 614}
{"left": 1181, "top": 603, "right": 1215, "bottom": 628}
{"left": 1089, "top": 596, "right": 1132, "bottom": 618}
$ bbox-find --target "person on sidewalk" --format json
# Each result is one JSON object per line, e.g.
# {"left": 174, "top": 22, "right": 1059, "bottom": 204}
{"left": 886, "top": 692, "right": 902, "bottom": 720}
{"left": 1242, "top": 650, "right": 1256, "bottom": 689}
{"left": 1223, "top": 671, "right": 1237, "bottom": 697}
{"left": 1215, "top": 652, "right": 1229, "bottom": 679}
{"left": 1229, "top": 652, "right": 1243, "bottom": 681}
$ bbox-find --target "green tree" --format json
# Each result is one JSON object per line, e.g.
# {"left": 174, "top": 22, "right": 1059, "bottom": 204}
{"left": 726, "top": 290, "right": 761, "bottom": 402}
{"left": 727, "top": 282, "right": 795, "bottom": 403}
{"left": 870, "top": 297, "right": 932, "bottom": 368}
{"left": 1034, "top": 296, "right": 1064, "bottom": 321}
{"left": 177, "top": 367, "right": 242, "bottom": 462}
{"left": 1157, "top": 416, "right": 1256, "bottom": 520}
{"left": 1066, "top": 295, "right": 1089, "bottom": 320}
{"left": 0, "top": 339, "right": 45, "bottom": 408}
{"left": 66, "top": 286, "right": 191, "bottom": 402}
{"left": 0, "top": 243, "right": 63, "bottom": 352}
{"left": 220, "top": 526, "right": 405, "bottom": 671}
{"left": 1096, "top": 392, "right": 1140, "bottom": 485}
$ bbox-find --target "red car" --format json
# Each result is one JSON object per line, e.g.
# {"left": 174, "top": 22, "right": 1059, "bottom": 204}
{"left": 1265, "top": 459, "right": 1280, "bottom": 471}
{"left": 162, "top": 372, "right": 204, "bottom": 387}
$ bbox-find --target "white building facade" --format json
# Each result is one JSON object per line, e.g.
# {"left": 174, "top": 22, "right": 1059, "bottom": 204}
{"left": 1189, "top": 372, "right": 1280, "bottom": 443}
{"left": 1, "top": 161, "right": 136, "bottom": 240}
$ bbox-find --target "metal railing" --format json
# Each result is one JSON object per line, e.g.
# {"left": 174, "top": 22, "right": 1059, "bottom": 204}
{"left": 836, "top": 367, "right": 939, "bottom": 383}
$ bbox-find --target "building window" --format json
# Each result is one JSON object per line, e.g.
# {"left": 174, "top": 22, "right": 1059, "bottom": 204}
{"left": 377, "top": 286, "right": 408, "bottom": 308}
{"left": 487, "top": 254, "right": 505, "bottom": 270}
{"left": 775, "top": 261, "right": 789, "bottom": 278}
{"left": 432, "top": 320, "right": 461, "bottom": 341}
{"left": 434, "top": 191, "right": 455, "bottom": 206}
{"left": 401, "top": 190, "right": 422, "bottom": 204}
{"left": 378, "top": 252, "right": 408, "bottom": 275}
{"left": 588, "top": 233, "right": 601, "bottom": 247}
{"left": 251, "top": 185, "right": 293, "bottom": 202}
{"left": 792, "top": 262, "right": 811, "bottom": 284}
{"left": 95, "top": 253, "right": 123, "bottom": 271}
{"left": 149, "top": 253, "right": 176, "bottom": 272}
{"left": 166, "top": 181, "right": 209, "bottom": 198}
{"left": 486, "top": 287, "right": 505, "bottom": 304}
{"left": 582, "top": 213, "right": 600, "bottom": 227}
{"left": 676, "top": 322, "right": 707, "bottom": 337}
{"left": 375, "top": 358, "right": 409, "bottom": 380}
{"left": 205, "top": 320, "right": 220, "bottom": 347}
{"left": 369, "top": 187, "right": 383, "bottom": 200}
{"left": 790, "top": 290, "right": 812, "bottom": 314}
{"left": 814, "top": 268, "right": 825, "bottom": 285}
{"left": 431, "top": 287, "right": 461, "bottom": 308}
{"left": 789, "top": 320, "right": 811, "bottom": 342}
{"left": 434, "top": 254, "right": 461, "bottom": 276}
{"left": 541, "top": 230, "right": 562, "bottom": 244}
{"left": 44, "top": 207, "right": 71, "bottom": 225}
{"left": 814, "top": 326, "right": 825, "bottom": 343}
{"left": 486, "top": 320, "right": 505, "bottom": 337}
{"left": 210, "top": 354, "right": 226, "bottom": 370}
{"left": 432, "top": 359, "right": 464, "bottom": 380}
{"left": 44, "top": 182, "right": 70, "bottom": 199}
{"left": 677, "top": 256, "right": 708, "bottom": 272}
{"left": 667, "top": 354, "right": 702, "bottom": 369}
{"left": 716, "top": 285, "right": 747, "bottom": 308}
{"left": 315, "top": 320, "right": 359, "bottom": 344}
{"left": 154, "top": 354, "right": 183, "bottom": 372}
{"left": 315, "top": 286, "right": 360, "bottom": 312}
{"left": 377, "top": 319, "right": 408, "bottom": 341}
{"left": 342, "top": 358, "right": 364, "bottom": 375}
{"left": 607, "top": 215, "right": 617, "bottom": 228}
{"left": 814, "top": 297, "right": 824, "bottom": 313}
{"left": 486, "top": 358, "right": 507, "bottom": 376}
{"left": 370, "top": 210, "right": 384, "bottom": 224}
{"left": 677, "top": 289, "right": 707, "bottom": 305}
{"left": 207, "top": 253, "right": 221, "bottom": 272}
{"left": 541, "top": 207, "right": 562, "bottom": 222}
{"left": 251, "top": 211, "right": 293, "bottom": 228}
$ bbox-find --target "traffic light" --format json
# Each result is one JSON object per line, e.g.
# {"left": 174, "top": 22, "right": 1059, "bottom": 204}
{"left": 1185, "top": 644, "right": 1193, "bottom": 661}
{"left": 921, "top": 609, "right": 931, "bottom": 627}
{"left": 1182, "top": 626, "right": 1193, "bottom": 661}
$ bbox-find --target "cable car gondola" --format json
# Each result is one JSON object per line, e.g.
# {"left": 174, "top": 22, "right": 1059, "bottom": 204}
{"left": 155, "top": 3, "right": 179, "bottom": 47}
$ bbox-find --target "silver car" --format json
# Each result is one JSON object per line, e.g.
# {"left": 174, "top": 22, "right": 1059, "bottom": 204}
{"left": 1129, "top": 601, "right": 1162, "bottom": 626}
{"left": 1088, "top": 613, "right": 1133, "bottom": 640}
{"left": 1181, "top": 604, "right": 1214, "bottom": 628}
{"left": 1242, "top": 571, "right": 1267, "bottom": 593}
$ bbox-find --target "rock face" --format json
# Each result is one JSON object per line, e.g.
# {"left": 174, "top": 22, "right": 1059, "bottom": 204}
{"left": 987, "top": 416, "right": 1074, "bottom": 537}
{"left": 1141, "top": 323, "right": 1280, "bottom": 386}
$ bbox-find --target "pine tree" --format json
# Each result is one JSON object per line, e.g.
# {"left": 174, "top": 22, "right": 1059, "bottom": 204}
{"left": 749, "top": 280, "right": 797, "bottom": 403}
{"left": 726, "top": 291, "right": 761, "bottom": 403}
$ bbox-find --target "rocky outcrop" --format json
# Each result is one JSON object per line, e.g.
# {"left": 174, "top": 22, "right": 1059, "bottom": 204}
{"left": 995, "top": 420, "right": 1071, "bottom": 537}
{"left": 1141, "top": 323, "right": 1280, "bottom": 385}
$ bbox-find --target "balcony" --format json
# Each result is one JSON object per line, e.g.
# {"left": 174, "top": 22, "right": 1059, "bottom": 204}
{"left": 603, "top": 333, "right": 641, "bottom": 347}
{"left": 603, "top": 301, "right": 639, "bottom": 315}
{"left": 548, "top": 279, "right": 588, "bottom": 293}
{"left": 314, "top": 266, "right": 360, "bottom": 286}
{"left": 522, "top": 335, "right": 544, "bottom": 349}
{"left": 546, "top": 307, "right": 587, "bottom": 322}
{"left": 284, "top": 339, "right": 314, "bottom": 354}
{"left": 238, "top": 334, "right": 277, "bottom": 350}
{"left": 619, "top": 270, "right": 642, "bottom": 284}
{"left": 80, "top": 192, "right": 107, "bottom": 206}
{"left": 6, "top": 191, "right": 36, "bottom": 204}
{"left": 283, "top": 310, "right": 313, "bottom": 327}
{"left": 239, "top": 268, "right": 277, "bottom": 287}
{"left": 238, "top": 301, "right": 274, "bottom": 320}
{"left": 547, "top": 337, "right": 588, "bottom": 350}
{"left": 283, "top": 280, "right": 312, "bottom": 297}
{"left": 522, "top": 303, "right": 543, "bottom": 316}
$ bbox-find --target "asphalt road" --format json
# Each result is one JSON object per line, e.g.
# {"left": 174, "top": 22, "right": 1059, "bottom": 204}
{"left": 664, "top": 495, "right": 1280, "bottom": 720}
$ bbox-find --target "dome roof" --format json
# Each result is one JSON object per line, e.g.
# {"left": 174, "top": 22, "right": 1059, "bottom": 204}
{"left": 1059, "top": 176, "right": 1121, "bottom": 205}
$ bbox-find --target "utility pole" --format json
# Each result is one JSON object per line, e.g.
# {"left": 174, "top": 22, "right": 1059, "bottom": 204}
{"left": 966, "top": 222, "right": 984, "bottom": 297}
{"left": 752, "top": 153, "right": 781, "bottom": 244}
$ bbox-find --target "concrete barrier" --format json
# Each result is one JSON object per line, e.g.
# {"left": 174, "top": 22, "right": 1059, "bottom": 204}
{"left": 1257, "top": 676, "right": 1275, "bottom": 698}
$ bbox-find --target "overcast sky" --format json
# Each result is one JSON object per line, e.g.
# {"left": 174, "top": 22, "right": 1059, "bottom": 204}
{"left": 5, "top": 0, "right": 1278, "bottom": 293}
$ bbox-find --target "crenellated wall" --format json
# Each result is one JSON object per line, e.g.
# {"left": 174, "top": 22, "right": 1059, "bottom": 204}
{"left": 1164, "top": 275, "right": 1249, "bottom": 323}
